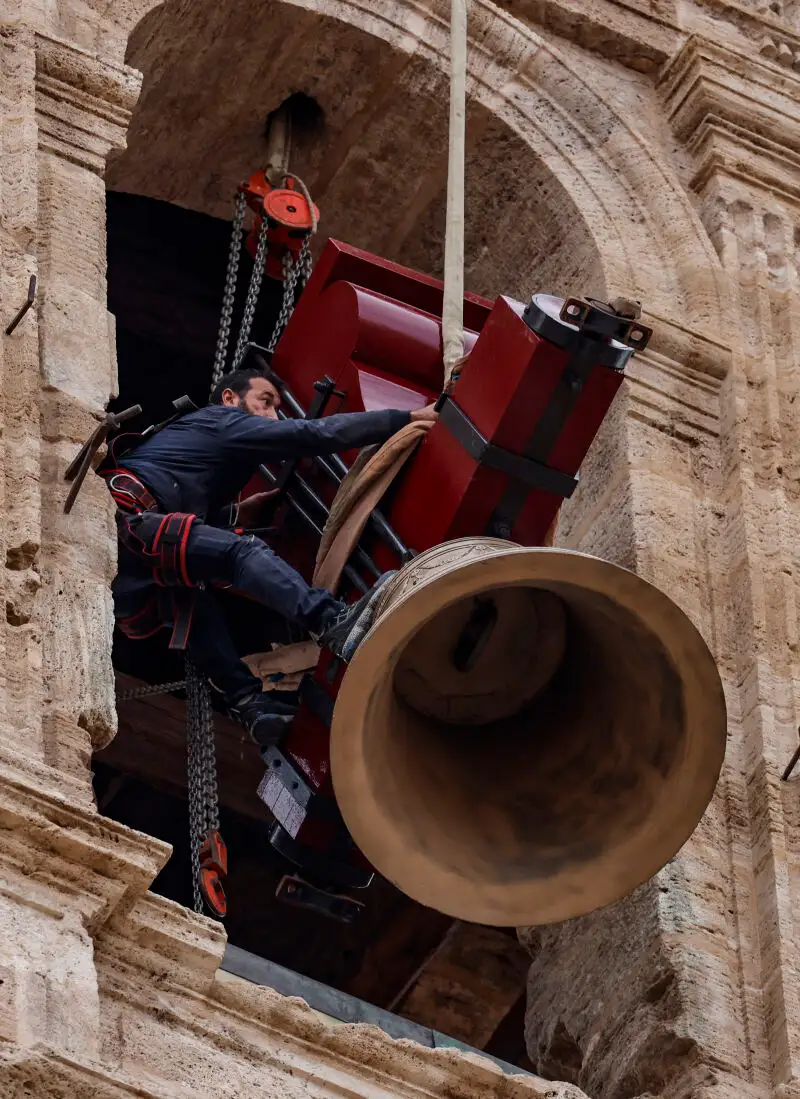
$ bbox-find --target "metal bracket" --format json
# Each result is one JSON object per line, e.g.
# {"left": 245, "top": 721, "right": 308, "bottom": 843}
{"left": 257, "top": 745, "right": 313, "bottom": 837}
{"left": 276, "top": 875, "right": 364, "bottom": 923}
{"left": 5, "top": 275, "right": 36, "bottom": 336}
{"left": 560, "top": 297, "right": 652, "bottom": 351}
{"left": 439, "top": 397, "right": 578, "bottom": 499}
{"left": 62, "top": 403, "right": 142, "bottom": 514}
{"left": 269, "top": 821, "right": 374, "bottom": 890}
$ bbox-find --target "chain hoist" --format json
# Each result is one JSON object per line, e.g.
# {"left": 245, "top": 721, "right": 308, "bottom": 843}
{"left": 186, "top": 658, "right": 227, "bottom": 918}
{"left": 211, "top": 171, "right": 319, "bottom": 385}
{"left": 184, "top": 168, "right": 319, "bottom": 919}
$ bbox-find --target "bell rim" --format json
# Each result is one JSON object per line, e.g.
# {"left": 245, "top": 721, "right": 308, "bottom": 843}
{"left": 330, "top": 546, "right": 727, "bottom": 927}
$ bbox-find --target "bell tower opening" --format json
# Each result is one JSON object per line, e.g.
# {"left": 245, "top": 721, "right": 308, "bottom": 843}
{"left": 93, "top": 0, "right": 612, "bottom": 1078}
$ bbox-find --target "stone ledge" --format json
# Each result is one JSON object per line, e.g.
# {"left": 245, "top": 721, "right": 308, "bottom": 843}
{"left": 90, "top": 890, "right": 585, "bottom": 1097}
{"left": 0, "top": 768, "right": 169, "bottom": 930}
{"left": 660, "top": 36, "right": 800, "bottom": 161}
{"left": 96, "top": 890, "right": 226, "bottom": 993}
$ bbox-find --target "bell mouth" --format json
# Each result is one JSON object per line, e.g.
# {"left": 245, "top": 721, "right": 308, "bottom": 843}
{"left": 330, "top": 545, "right": 727, "bottom": 927}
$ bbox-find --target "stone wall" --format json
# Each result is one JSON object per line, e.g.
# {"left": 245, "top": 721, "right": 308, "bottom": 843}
{"left": 2, "top": 0, "right": 800, "bottom": 1095}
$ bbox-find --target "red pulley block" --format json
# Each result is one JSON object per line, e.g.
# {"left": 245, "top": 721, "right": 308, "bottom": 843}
{"left": 240, "top": 171, "right": 319, "bottom": 281}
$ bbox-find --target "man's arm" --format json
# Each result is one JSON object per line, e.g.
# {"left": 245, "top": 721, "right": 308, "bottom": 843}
{"left": 221, "top": 408, "right": 417, "bottom": 460}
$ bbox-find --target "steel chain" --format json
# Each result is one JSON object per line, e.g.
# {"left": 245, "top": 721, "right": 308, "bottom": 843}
{"left": 299, "top": 236, "right": 313, "bottom": 287}
{"left": 267, "top": 239, "right": 312, "bottom": 353}
{"left": 190, "top": 188, "right": 315, "bottom": 917}
{"left": 116, "top": 679, "right": 186, "bottom": 702}
{"left": 231, "top": 213, "right": 270, "bottom": 372}
{"left": 211, "top": 191, "right": 246, "bottom": 390}
{"left": 185, "top": 658, "right": 220, "bottom": 916}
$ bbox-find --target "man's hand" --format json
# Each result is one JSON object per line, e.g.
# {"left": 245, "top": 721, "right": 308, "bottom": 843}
{"left": 409, "top": 403, "right": 440, "bottom": 424}
{"left": 236, "top": 489, "right": 279, "bottom": 528}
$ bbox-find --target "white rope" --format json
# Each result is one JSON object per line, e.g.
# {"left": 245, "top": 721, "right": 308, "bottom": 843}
{"left": 442, "top": 0, "right": 468, "bottom": 389}
{"left": 266, "top": 104, "right": 292, "bottom": 187}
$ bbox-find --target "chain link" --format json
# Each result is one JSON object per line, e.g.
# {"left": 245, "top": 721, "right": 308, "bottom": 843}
{"left": 185, "top": 658, "right": 220, "bottom": 916}
{"left": 231, "top": 213, "right": 270, "bottom": 372}
{"left": 267, "top": 238, "right": 312, "bottom": 353}
{"left": 211, "top": 191, "right": 247, "bottom": 392}
{"left": 190, "top": 188, "right": 315, "bottom": 917}
{"left": 298, "top": 236, "right": 313, "bottom": 287}
{"left": 116, "top": 679, "right": 186, "bottom": 703}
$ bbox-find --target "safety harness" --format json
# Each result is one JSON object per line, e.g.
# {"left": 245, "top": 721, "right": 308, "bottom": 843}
{"left": 65, "top": 156, "right": 318, "bottom": 923}
{"left": 95, "top": 402, "right": 201, "bottom": 652}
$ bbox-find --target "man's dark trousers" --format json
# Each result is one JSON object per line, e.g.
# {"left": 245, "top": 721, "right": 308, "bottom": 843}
{"left": 115, "top": 513, "right": 340, "bottom": 704}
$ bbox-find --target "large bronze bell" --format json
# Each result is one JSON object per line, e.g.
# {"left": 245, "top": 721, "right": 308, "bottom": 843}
{"left": 330, "top": 537, "right": 726, "bottom": 927}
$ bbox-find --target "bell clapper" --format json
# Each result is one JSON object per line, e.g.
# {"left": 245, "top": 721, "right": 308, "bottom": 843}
{"left": 451, "top": 597, "right": 498, "bottom": 673}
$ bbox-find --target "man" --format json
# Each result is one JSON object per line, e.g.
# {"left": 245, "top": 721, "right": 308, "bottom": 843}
{"left": 104, "top": 364, "right": 437, "bottom": 744}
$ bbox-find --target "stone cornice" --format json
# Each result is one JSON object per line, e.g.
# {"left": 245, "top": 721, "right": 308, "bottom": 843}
{"left": 34, "top": 33, "right": 141, "bottom": 174}
{"left": 495, "top": 0, "right": 681, "bottom": 72}
{"left": 92, "top": 892, "right": 585, "bottom": 1098}
{"left": 659, "top": 35, "right": 800, "bottom": 202}
{"left": 660, "top": 37, "right": 800, "bottom": 149}
{"left": 644, "top": 308, "right": 732, "bottom": 380}
{"left": 0, "top": 767, "right": 169, "bottom": 930}
{"left": 97, "top": 960, "right": 584, "bottom": 1098}
{"left": 96, "top": 891, "right": 226, "bottom": 993}
{"left": 0, "top": 1034, "right": 586, "bottom": 1099}
{"left": 694, "top": 0, "right": 800, "bottom": 59}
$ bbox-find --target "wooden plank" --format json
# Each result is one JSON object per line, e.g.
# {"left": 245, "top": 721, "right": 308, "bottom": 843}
{"left": 99, "top": 673, "right": 267, "bottom": 820}
{"left": 394, "top": 923, "right": 530, "bottom": 1049}
{"left": 344, "top": 900, "right": 454, "bottom": 1008}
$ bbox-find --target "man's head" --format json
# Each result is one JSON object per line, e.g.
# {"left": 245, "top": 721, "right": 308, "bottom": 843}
{"left": 210, "top": 364, "right": 282, "bottom": 420}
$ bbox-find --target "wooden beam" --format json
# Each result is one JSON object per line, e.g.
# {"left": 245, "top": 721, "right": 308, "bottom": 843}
{"left": 344, "top": 900, "right": 454, "bottom": 1008}
{"left": 98, "top": 673, "right": 267, "bottom": 820}
{"left": 393, "top": 923, "right": 530, "bottom": 1049}
{"left": 483, "top": 992, "right": 534, "bottom": 1072}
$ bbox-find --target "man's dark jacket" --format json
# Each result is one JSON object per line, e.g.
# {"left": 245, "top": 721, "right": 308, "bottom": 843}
{"left": 118, "top": 404, "right": 411, "bottom": 520}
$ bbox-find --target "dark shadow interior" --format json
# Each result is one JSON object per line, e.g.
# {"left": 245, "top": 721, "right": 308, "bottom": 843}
{"left": 95, "top": 189, "right": 533, "bottom": 1070}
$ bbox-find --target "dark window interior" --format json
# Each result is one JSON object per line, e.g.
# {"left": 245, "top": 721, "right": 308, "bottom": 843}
{"left": 95, "top": 190, "right": 532, "bottom": 1069}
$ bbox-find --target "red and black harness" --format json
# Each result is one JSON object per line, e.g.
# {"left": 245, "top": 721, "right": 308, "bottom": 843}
{"left": 87, "top": 401, "right": 205, "bottom": 651}
{"left": 104, "top": 466, "right": 200, "bottom": 651}
{"left": 66, "top": 398, "right": 230, "bottom": 920}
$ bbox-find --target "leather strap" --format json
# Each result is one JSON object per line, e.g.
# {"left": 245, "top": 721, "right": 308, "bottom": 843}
{"left": 313, "top": 420, "right": 430, "bottom": 593}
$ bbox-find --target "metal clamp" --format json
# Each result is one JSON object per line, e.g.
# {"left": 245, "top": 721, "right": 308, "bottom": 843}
{"left": 439, "top": 397, "right": 578, "bottom": 499}
{"left": 560, "top": 297, "right": 652, "bottom": 351}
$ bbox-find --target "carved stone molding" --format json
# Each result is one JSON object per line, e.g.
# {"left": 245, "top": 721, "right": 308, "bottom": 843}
{"left": 660, "top": 36, "right": 800, "bottom": 203}
{"left": 94, "top": 893, "right": 587, "bottom": 1099}
{"left": 34, "top": 33, "right": 141, "bottom": 174}
{"left": 0, "top": 765, "right": 169, "bottom": 930}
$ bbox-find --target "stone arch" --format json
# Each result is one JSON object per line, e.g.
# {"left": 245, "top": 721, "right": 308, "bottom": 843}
{"left": 99, "top": 0, "right": 726, "bottom": 341}
{"left": 93, "top": 3, "right": 733, "bottom": 1092}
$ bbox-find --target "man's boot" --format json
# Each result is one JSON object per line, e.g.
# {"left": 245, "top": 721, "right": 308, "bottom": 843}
{"left": 313, "top": 571, "right": 396, "bottom": 663}
{"left": 228, "top": 691, "right": 298, "bottom": 747}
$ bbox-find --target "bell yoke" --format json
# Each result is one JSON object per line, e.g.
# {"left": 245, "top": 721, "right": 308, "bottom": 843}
{"left": 100, "top": 363, "right": 439, "bottom": 744}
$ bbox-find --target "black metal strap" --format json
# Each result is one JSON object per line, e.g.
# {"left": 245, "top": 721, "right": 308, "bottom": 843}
{"left": 438, "top": 397, "right": 578, "bottom": 500}
{"left": 489, "top": 335, "right": 601, "bottom": 537}
{"left": 271, "top": 375, "right": 340, "bottom": 500}
{"left": 269, "top": 822, "right": 373, "bottom": 890}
